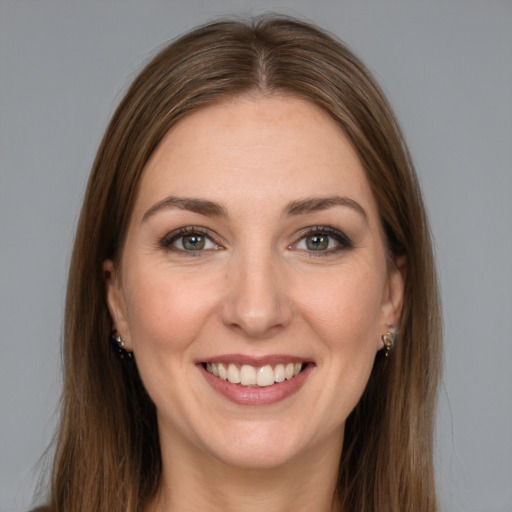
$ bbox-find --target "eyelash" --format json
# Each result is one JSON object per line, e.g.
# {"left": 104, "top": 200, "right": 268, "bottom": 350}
{"left": 159, "top": 226, "right": 222, "bottom": 255}
{"left": 291, "top": 226, "right": 354, "bottom": 256}
{"left": 159, "top": 225, "right": 353, "bottom": 256}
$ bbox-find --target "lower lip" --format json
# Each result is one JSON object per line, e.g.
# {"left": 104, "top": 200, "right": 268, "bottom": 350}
{"left": 199, "top": 364, "right": 313, "bottom": 405}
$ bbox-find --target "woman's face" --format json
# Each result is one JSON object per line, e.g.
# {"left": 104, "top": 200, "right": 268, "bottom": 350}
{"left": 105, "top": 95, "right": 404, "bottom": 469}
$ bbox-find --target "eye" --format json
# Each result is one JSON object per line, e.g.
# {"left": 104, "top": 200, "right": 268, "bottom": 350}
{"left": 161, "top": 227, "right": 222, "bottom": 253}
{"left": 292, "top": 226, "right": 353, "bottom": 254}
{"left": 301, "top": 234, "right": 333, "bottom": 251}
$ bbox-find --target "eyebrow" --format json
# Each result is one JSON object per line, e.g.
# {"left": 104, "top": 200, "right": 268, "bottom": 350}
{"left": 283, "top": 196, "right": 368, "bottom": 221}
{"left": 142, "top": 196, "right": 228, "bottom": 221}
{"left": 142, "top": 194, "right": 367, "bottom": 223}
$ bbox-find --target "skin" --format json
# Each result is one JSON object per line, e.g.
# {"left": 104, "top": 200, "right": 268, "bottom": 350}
{"left": 104, "top": 95, "right": 404, "bottom": 512}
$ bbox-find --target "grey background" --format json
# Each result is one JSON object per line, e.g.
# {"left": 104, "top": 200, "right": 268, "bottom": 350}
{"left": 1, "top": 1, "right": 511, "bottom": 511}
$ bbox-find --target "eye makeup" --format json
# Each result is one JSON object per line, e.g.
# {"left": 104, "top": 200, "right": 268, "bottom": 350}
{"left": 159, "top": 226, "right": 223, "bottom": 254}
{"left": 290, "top": 225, "right": 355, "bottom": 256}
{"left": 158, "top": 223, "right": 354, "bottom": 258}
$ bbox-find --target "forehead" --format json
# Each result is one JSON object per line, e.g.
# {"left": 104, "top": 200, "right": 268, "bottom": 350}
{"left": 136, "top": 95, "right": 378, "bottom": 219}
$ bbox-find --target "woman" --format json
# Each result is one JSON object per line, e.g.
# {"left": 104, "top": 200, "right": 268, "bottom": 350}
{"left": 37, "top": 15, "right": 441, "bottom": 512}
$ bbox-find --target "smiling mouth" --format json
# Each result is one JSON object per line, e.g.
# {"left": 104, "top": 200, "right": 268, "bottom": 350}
{"left": 202, "top": 362, "right": 307, "bottom": 387}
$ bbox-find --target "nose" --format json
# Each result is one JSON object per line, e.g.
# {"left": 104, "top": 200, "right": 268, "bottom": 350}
{"left": 221, "top": 248, "right": 293, "bottom": 339}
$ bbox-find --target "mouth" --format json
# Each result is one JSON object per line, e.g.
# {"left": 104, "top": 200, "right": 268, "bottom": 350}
{"left": 202, "top": 361, "right": 307, "bottom": 387}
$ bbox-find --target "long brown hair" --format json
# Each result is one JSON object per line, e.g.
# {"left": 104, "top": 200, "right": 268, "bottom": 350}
{"left": 41, "top": 15, "right": 441, "bottom": 512}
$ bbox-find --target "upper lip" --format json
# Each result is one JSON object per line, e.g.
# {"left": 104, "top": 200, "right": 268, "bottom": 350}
{"left": 197, "top": 354, "right": 313, "bottom": 366}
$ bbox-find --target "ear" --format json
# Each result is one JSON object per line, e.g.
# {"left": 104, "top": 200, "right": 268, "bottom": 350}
{"left": 378, "top": 255, "right": 406, "bottom": 349}
{"left": 103, "top": 259, "right": 132, "bottom": 351}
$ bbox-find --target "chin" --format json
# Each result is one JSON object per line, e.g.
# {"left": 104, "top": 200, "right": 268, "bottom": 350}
{"left": 197, "top": 419, "right": 326, "bottom": 470}
{"left": 210, "top": 441, "right": 303, "bottom": 470}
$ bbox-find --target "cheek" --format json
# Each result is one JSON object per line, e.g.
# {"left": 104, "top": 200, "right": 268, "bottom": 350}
{"left": 297, "top": 266, "right": 385, "bottom": 351}
{"left": 287, "top": 267, "right": 386, "bottom": 434}
{"left": 123, "top": 267, "right": 217, "bottom": 354}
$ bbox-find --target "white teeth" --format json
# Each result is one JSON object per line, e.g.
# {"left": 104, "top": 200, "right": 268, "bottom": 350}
{"left": 240, "top": 365, "right": 257, "bottom": 385}
{"left": 256, "top": 365, "right": 275, "bottom": 387}
{"left": 227, "top": 363, "right": 241, "bottom": 384}
{"left": 206, "top": 361, "right": 306, "bottom": 386}
{"left": 274, "top": 363, "right": 285, "bottom": 383}
{"left": 218, "top": 363, "right": 228, "bottom": 380}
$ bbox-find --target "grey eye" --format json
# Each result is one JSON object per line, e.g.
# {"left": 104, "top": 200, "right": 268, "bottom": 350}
{"left": 291, "top": 226, "right": 353, "bottom": 255}
{"left": 180, "top": 234, "right": 206, "bottom": 251}
{"left": 305, "top": 234, "right": 329, "bottom": 251}
{"left": 296, "top": 233, "right": 339, "bottom": 252}
{"left": 162, "top": 227, "right": 222, "bottom": 254}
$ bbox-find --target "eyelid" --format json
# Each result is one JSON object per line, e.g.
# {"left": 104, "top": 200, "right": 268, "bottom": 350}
{"left": 290, "top": 225, "right": 354, "bottom": 253}
{"left": 160, "top": 226, "right": 224, "bottom": 252}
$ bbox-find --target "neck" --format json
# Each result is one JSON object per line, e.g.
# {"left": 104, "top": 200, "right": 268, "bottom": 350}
{"left": 149, "top": 428, "right": 343, "bottom": 512}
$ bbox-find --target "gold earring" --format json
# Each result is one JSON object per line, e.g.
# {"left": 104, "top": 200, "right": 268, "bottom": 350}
{"left": 382, "top": 327, "right": 398, "bottom": 357}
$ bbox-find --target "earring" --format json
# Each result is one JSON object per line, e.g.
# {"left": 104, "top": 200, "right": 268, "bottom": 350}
{"left": 381, "top": 327, "right": 398, "bottom": 357}
{"left": 111, "top": 333, "right": 133, "bottom": 360}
